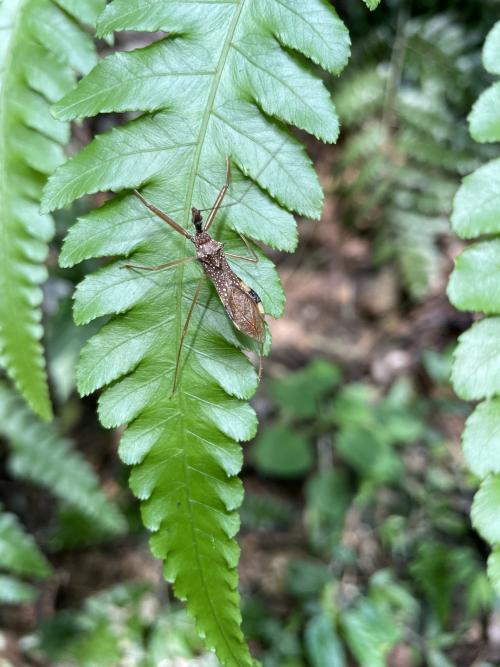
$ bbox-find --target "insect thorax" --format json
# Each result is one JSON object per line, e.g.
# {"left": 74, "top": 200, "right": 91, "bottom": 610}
{"left": 194, "top": 232, "right": 223, "bottom": 262}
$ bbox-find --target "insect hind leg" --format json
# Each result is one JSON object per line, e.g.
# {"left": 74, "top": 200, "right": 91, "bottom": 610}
{"left": 170, "top": 276, "right": 205, "bottom": 397}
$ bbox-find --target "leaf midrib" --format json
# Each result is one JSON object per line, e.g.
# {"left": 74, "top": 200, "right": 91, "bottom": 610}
{"left": 175, "top": 1, "right": 248, "bottom": 662}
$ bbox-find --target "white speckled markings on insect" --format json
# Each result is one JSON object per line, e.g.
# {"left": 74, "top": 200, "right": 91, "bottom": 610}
{"left": 121, "top": 158, "right": 266, "bottom": 395}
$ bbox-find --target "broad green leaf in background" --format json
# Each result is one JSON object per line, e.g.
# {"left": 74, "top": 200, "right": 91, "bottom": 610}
{"left": 252, "top": 425, "right": 314, "bottom": 478}
{"left": 305, "top": 469, "right": 350, "bottom": 554}
{"left": 269, "top": 359, "right": 342, "bottom": 418}
{"left": 305, "top": 614, "right": 346, "bottom": 667}
{"left": 41, "top": 1, "right": 351, "bottom": 662}
{"left": 341, "top": 600, "right": 400, "bottom": 667}
{"left": 449, "top": 19, "right": 500, "bottom": 594}
{"left": 0, "top": 0, "right": 99, "bottom": 420}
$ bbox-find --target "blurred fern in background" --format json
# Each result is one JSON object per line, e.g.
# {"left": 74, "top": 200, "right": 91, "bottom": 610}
{"left": 333, "top": 12, "right": 489, "bottom": 299}
{"left": 0, "top": 507, "right": 52, "bottom": 604}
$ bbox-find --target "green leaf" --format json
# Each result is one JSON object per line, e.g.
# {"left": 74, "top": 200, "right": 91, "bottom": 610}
{"left": 336, "top": 426, "right": 402, "bottom": 483}
{"left": 40, "top": 2, "right": 351, "bottom": 662}
{"left": 0, "top": 574, "right": 38, "bottom": 603}
{"left": 0, "top": 508, "right": 52, "bottom": 578}
{"left": 305, "top": 469, "right": 350, "bottom": 553}
{"left": 0, "top": 0, "right": 97, "bottom": 419}
{"left": 452, "top": 159, "right": 500, "bottom": 239}
{"left": 362, "top": 0, "right": 382, "bottom": 9}
{"left": 53, "top": 0, "right": 105, "bottom": 26}
{"left": 462, "top": 399, "right": 500, "bottom": 477}
{"left": 341, "top": 600, "right": 400, "bottom": 667}
{"left": 469, "top": 83, "right": 500, "bottom": 143}
{"left": 269, "top": 360, "right": 342, "bottom": 418}
{"left": 483, "top": 21, "right": 500, "bottom": 76}
{"left": 449, "top": 240, "right": 500, "bottom": 313}
{"left": 487, "top": 547, "right": 500, "bottom": 593}
{"left": 452, "top": 318, "right": 500, "bottom": 400}
{"left": 252, "top": 425, "right": 314, "bottom": 478}
{"left": 472, "top": 475, "right": 500, "bottom": 545}
{"left": 0, "top": 380, "right": 126, "bottom": 535}
{"left": 305, "top": 614, "right": 346, "bottom": 667}
{"left": 330, "top": 383, "right": 378, "bottom": 428}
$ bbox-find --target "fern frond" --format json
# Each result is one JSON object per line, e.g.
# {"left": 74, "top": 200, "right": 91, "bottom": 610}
{"left": 449, "top": 19, "right": 500, "bottom": 594}
{"left": 387, "top": 210, "right": 447, "bottom": 300}
{"left": 0, "top": 0, "right": 98, "bottom": 419}
{"left": 41, "top": 2, "right": 351, "bottom": 662}
{"left": 0, "top": 381, "right": 126, "bottom": 535}
{"left": 0, "top": 508, "right": 52, "bottom": 603}
{"left": 335, "top": 15, "right": 482, "bottom": 300}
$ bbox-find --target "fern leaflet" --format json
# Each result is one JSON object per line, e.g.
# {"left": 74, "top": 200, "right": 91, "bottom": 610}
{"left": 0, "top": 507, "right": 52, "bottom": 603}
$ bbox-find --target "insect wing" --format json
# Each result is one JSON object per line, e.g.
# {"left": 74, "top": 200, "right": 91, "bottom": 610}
{"left": 226, "top": 277, "right": 265, "bottom": 342}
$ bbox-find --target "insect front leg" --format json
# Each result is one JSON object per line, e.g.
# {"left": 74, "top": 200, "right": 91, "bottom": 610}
{"left": 134, "top": 190, "right": 193, "bottom": 240}
{"left": 121, "top": 256, "right": 197, "bottom": 272}
{"left": 225, "top": 234, "right": 259, "bottom": 264}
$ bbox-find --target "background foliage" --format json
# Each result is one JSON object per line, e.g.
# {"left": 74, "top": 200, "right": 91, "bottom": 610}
{"left": 2, "top": 1, "right": 500, "bottom": 666}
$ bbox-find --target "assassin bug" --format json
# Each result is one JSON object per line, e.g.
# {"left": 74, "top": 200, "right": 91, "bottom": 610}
{"left": 122, "top": 158, "right": 266, "bottom": 394}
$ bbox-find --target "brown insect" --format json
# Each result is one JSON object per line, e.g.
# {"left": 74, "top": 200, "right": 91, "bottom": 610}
{"left": 122, "top": 158, "right": 266, "bottom": 394}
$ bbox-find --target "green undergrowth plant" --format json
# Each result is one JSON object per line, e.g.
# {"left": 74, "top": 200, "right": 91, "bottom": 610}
{"left": 0, "top": 506, "right": 53, "bottom": 604}
{"left": 334, "top": 13, "right": 486, "bottom": 300}
{"left": 0, "top": 380, "right": 126, "bottom": 542}
{"left": 246, "top": 358, "right": 491, "bottom": 666}
{"left": 448, "top": 19, "right": 500, "bottom": 596}
{"left": 30, "top": 583, "right": 218, "bottom": 667}
{"left": 34, "top": 0, "right": 375, "bottom": 661}
{"left": 0, "top": 0, "right": 101, "bottom": 419}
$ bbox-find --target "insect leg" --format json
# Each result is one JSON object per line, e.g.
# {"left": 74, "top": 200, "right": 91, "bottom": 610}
{"left": 134, "top": 190, "right": 193, "bottom": 240}
{"left": 171, "top": 276, "right": 205, "bottom": 396}
{"left": 203, "top": 157, "right": 231, "bottom": 231}
{"left": 225, "top": 234, "right": 259, "bottom": 263}
{"left": 121, "top": 256, "right": 197, "bottom": 272}
{"left": 201, "top": 140, "right": 288, "bottom": 215}
{"left": 258, "top": 341, "right": 263, "bottom": 381}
